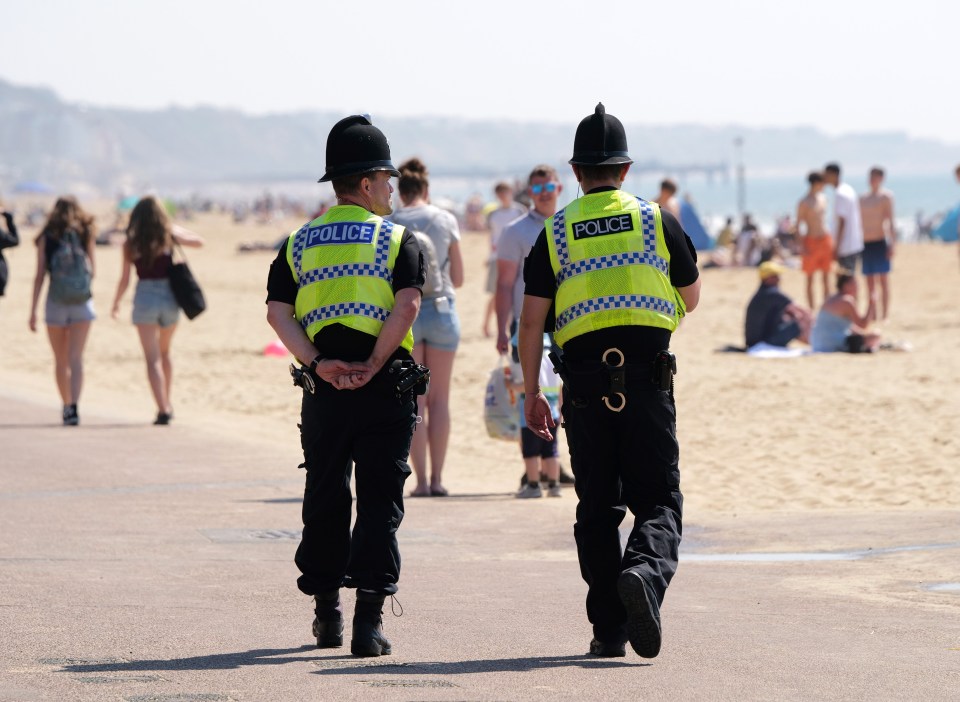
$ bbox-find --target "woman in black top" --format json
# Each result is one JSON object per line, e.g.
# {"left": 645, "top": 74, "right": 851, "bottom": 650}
{"left": 111, "top": 196, "right": 204, "bottom": 425}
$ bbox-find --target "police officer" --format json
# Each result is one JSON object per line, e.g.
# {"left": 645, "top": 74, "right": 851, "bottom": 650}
{"left": 518, "top": 104, "right": 701, "bottom": 659}
{"left": 265, "top": 115, "right": 425, "bottom": 657}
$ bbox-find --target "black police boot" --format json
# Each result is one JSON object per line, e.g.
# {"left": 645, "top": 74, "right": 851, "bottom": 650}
{"left": 351, "top": 590, "right": 392, "bottom": 657}
{"left": 589, "top": 638, "right": 626, "bottom": 657}
{"left": 617, "top": 570, "right": 662, "bottom": 658}
{"left": 311, "top": 590, "right": 343, "bottom": 648}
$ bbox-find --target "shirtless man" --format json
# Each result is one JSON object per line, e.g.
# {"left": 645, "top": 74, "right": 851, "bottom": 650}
{"left": 654, "top": 178, "right": 681, "bottom": 218}
{"left": 859, "top": 167, "right": 895, "bottom": 321}
{"left": 795, "top": 171, "right": 832, "bottom": 308}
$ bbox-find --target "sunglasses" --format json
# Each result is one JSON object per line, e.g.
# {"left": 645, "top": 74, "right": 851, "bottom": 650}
{"left": 530, "top": 183, "right": 558, "bottom": 194}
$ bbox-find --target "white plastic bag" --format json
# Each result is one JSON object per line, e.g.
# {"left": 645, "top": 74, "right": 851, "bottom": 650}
{"left": 484, "top": 360, "right": 520, "bottom": 441}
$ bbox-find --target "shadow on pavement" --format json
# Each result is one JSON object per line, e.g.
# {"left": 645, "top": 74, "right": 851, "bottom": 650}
{"left": 57, "top": 646, "right": 317, "bottom": 672}
{"left": 56, "top": 649, "right": 644, "bottom": 674}
{"left": 311, "top": 654, "right": 645, "bottom": 674}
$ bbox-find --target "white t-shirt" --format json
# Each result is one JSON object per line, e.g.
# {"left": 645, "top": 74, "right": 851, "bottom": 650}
{"left": 834, "top": 182, "right": 864, "bottom": 257}
{"left": 390, "top": 204, "right": 461, "bottom": 300}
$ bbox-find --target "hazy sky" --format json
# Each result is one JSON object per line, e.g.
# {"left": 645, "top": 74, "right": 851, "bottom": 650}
{"left": 4, "top": 0, "right": 958, "bottom": 143}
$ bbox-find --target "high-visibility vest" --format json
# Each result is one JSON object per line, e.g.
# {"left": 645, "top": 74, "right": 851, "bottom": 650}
{"left": 545, "top": 190, "right": 684, "bottom": 348}
{"left": 285, "top": 205, "right": 414, "bottom": 352}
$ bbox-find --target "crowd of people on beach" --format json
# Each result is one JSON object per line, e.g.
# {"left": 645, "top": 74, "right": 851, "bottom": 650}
{"left": 1, "top": 161, "right": 957, "bottom": 455}
{"left": 741, "top": 161, "right": 915, "bottom": 354}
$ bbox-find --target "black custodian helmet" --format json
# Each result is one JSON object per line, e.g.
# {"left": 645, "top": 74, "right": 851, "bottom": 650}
{"left": 318, "top": 114, "right": 401, "bottom": 183}
{"left": 569, "top": 103, "right": 633, "bottom": 166}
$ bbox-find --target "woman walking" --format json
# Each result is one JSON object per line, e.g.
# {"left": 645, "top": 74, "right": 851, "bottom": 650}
{"left": 389, "top": 158, "right": 464, "bottom": 496}
{"left": 110, "top": 196, "right": 204, "bottom": 424}
{"left": 28, "top": 196, "right": 96, "bottom": 425}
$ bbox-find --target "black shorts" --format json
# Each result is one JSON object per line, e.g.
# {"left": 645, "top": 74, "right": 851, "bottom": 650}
{"left": 521, "top": 426, "right": 559, "bottom": 459}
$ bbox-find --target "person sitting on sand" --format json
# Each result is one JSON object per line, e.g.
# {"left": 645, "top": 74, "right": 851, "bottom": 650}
{"left": 744, "top": 261, "right": 812, "bottom": 348}
{"left": 811, "top": 269, "right": 881, "bottom": 353}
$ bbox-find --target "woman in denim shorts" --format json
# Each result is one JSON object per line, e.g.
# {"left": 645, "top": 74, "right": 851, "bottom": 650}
{"left": 389, "top": 158, "right": 464, "bottom": 496}
{"left": 110, "top": 196, "right": 204, "bottom": 424}
{"left": 28, "top": 197, "right": 97, "bottom": 426}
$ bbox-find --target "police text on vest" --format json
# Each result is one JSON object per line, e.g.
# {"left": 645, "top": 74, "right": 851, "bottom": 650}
{"left": 572, "top": 214, "right": 634, "bottom": 240}
{"left": 305, "top": 222, "right": 376, "bottom": 247}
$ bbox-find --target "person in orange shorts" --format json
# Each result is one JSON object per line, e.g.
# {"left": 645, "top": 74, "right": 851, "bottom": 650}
{"left": 796, "top": 171, "right": 833, "bottom": 308}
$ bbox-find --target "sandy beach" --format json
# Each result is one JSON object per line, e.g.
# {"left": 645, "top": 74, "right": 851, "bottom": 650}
{"left": 1, "top": 203, "right": 958, "bottom": 516}
{"left": 2, "top": 203, "right": 960, "bottom": 700}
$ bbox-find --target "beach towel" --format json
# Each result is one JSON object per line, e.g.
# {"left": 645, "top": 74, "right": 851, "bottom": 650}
{"left": 746, "top": 342, "right": 811, "bottom": 358}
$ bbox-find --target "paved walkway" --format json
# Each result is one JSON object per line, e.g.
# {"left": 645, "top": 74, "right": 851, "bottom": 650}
{"left": 1, "top": 395, "right": 958, "bottom": 701}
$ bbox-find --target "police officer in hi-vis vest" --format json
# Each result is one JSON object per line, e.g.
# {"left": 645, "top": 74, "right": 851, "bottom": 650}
{"left": 518, "top": 104, "right": 701, "bottom": 659}
{"left": 266, "top": 115, "right": 426, "bottom": 657}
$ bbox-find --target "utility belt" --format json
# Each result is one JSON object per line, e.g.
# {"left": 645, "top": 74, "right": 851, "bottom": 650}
{"left": 289, "top": 358, "right": 430, "bottom": 402}
{"left": 548, "top": 347, "right": 677, "bottom": 413}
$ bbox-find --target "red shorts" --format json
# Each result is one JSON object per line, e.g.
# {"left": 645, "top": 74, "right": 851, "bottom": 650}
{"left": 802, "top": 235, "right": 833, "bottom": 274}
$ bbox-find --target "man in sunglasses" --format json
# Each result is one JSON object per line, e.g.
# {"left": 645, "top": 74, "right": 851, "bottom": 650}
{"left": 494, "top": 166, "right": 575, "bottom": 492}
{"left": 518, "top": 103, "right": 701, "bottom": 660}
{"left": 495, "top": 165, "right": 563, "bottom": 358}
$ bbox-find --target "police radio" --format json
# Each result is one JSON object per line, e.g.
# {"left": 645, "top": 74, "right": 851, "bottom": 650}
{"left": 389, "top": 360, "right": 430, "bottom": 400}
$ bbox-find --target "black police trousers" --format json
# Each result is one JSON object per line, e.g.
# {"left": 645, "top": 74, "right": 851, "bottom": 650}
{"left": 295, "top": 371, "right": 416, "bottom": 597}
{"left": 561, "top": 369, "right": 683, "bottom": 643}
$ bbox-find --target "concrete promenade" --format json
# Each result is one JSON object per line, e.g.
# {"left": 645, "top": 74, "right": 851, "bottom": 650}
{"left": 1, "top": 395, "right": 958, "bottom": 701}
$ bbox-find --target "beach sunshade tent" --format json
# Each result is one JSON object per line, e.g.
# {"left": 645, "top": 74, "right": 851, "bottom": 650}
{"left": 931, "top": 205, "right": 959, "bottom": 243}
{"left": 680, "top": 199, "right": 713, "bottom": 251}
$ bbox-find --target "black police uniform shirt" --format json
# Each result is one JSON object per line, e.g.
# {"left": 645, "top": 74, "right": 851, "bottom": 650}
{"left": 523, "top": 187, "right": 700, "bottom": 363}
{"left": 265, "top": 231, "right": 425, "bottom": 363}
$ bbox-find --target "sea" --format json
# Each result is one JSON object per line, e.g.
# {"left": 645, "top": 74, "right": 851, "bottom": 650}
{"left": 432, "top": 171, "right": 960, "bottom": 242}
{"left": 191, "top": 170, "right": 960, "bottom": 241}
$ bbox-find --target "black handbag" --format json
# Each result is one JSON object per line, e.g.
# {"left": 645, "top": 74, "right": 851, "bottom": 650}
{"left": 168, "top": 240, "right": 206, "bottom": 320}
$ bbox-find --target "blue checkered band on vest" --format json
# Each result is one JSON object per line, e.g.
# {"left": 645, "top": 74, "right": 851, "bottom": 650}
{"left": 556, "top": 250, "right": 668, "bottom": 286}
{"left": 298, "top": 261, "right": 393, "bottom": 286}
{"left": 555, "top": 294, "right": 677, "bottom": 331}
{"left": 300, "top": 301, "right": 390, "bottom": 330}
{"left": 553, "top": 200, "right": 667, "bottom": 285}
{"left": 292, "top": 223, "right": 309, "bottom": 280}
{"left": 292, "top": 220, "right": 394, "bottom": 284}
{"left": 638, "top": 201, "right": 657, "bottom": 251}
{"left": 551, "top": 209, "right": 569, "bottom": 266}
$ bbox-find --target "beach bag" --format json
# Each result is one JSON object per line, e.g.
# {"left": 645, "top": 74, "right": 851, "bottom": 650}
{"left": 484, "top": 358, "right": 520, "bottom": 441}
{"left": 411, "top": 230, "right": 445, "bottom": 300}
{"left": 48, "top": 231, "right": 92, "bottom": 304}
{"left": 169, "top": 240, "right": 206, "bottom": 320}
